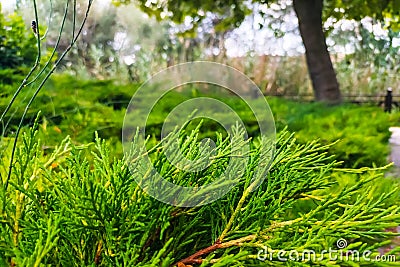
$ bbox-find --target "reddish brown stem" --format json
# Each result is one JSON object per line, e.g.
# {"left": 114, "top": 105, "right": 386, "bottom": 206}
{"left": 173, "top": 234, "right": 266, "bottom": 266}
{"left": 173, "top": 239, "right": 222, "bottom": 266}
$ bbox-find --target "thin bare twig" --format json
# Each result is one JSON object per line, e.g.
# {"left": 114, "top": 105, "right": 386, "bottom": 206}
{"left": 2, "top": 0, "right": 93, "bottom": 207}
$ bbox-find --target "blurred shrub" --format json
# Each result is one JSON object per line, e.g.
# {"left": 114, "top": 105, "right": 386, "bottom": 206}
{"left": 2, "top": 73, "right": 399, "bottom": 168}
{"left": 0, "top": 10, "right": 37, "bottom": 69}
{"left": 268, "top": 97, "right": 399, "bottom": 168}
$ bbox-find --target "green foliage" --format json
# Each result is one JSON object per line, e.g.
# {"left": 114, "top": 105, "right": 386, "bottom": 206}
{"left": 116, "top": 0, "right": 250, "bottom": 32}
{"left": 112, "top": 0, "right": 399, "bottom": 104}
{"left": 0, "top": 74, "right": 134, "bottom": 147}
{"left": 324, "top": 0, "right": 400, "bottom": 29}
{"left": 0, "top": 9, "right": 37, "bottom": 69}
{"left": 0, "top": 121, "right": 399, "bottom": 266}
{"left": 326, "top": 19, "right": 399, "bottom": 95}
{"left": 268, "top": 98, "right": 398, "bottom": 168}
{"left": 2, "top": 74, "right": 398, "bottom": 168}
{"left": 114, "top": 0, "right": 400, "bottom": 33}
{"left": 0, "top": 67, "right": 29, "bottom": 85}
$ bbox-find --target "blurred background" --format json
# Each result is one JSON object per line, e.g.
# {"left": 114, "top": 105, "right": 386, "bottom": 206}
{"left": 1, "top": 0, "right": 399, "bottom": 168}
{"left": 1, "top": 0, "right": 399, "bottom": 99}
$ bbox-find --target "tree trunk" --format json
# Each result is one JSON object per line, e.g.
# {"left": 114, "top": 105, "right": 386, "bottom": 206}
{"left": 293, "top": 0, "right": 342, "bottom": 104}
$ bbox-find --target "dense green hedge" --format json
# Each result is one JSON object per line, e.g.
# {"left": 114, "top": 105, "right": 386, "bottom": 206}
{"left": 0, "top": 10, "right": 37, "bottom": 69}
{"left": 267, "top": 98, "right": 398, "bottom": 168}
{"left": 1, "top": 73, "right": 399, "bottom": 168}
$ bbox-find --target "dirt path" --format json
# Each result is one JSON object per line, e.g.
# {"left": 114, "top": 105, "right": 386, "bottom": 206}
{"left": 378, "top": 127, "right": 400, "bottom": 255}
{"left": 389, "top": 127, "right": 400, "bottom": 167}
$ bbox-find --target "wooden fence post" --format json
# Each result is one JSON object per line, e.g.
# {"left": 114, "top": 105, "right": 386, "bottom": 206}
{"left": 385, "top": 87, "right": 393, "bottom": 113}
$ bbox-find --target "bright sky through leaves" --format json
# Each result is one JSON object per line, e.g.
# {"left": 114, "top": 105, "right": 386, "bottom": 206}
{"left": 1, "top": 0, "right": 399, "bottom": 56}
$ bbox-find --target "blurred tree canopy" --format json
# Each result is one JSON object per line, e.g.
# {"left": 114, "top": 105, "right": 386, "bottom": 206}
{"left": 324, "top": 0, "right": 400, "bottom": 27}
{"left": 0, "top": 4, "right": 37, "bottom": 69}
{"left": 113, "top": 0, "right": 399, "bottom": 104}
{"left": 114, "top": 0, "right": 399, "bottom": 27}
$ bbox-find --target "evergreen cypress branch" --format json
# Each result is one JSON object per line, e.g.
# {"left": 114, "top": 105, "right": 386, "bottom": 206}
{"left": 0, "top": 124, "right": 399, "bottom": 266}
